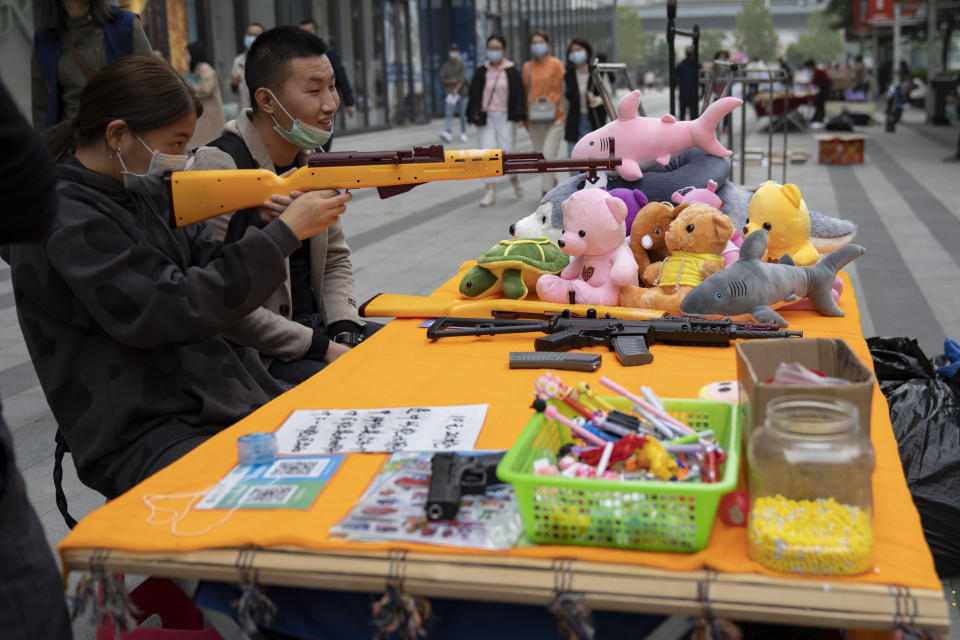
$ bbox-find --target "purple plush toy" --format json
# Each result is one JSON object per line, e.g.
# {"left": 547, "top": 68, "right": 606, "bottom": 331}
{"left": 603, "top": 187, "right": 648, "bottom": 237}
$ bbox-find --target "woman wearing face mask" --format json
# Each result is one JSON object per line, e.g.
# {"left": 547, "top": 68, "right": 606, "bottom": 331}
{"left": 522, "top": 30, "right": 565, "bottom": 196}
{"left": 563, "top": 37, "right": 608, "bottom": 156}
{"left": 184, "top": 41, "right": 225, "bottom": 150}
{"left": 466, "top": 34, "right": 526, "bottom": 207}
{"left": 10, "top": 55, "right": 350, "bottom": 500}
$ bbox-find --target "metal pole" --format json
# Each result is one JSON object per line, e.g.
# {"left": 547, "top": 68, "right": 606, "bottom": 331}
{"left": 740, "top": 86, "right": 746, "bottom": 184}
{"left": 893, "top": 2, "right": 902, "bottom": 86}
{"left": 667, "top": 0, "right": 677, "bottom": 115}
{"left": 692, "top": 25, "right": 700, "bottom": 118}
{"left": 783, "top": 81, "right": 788, "bottom": 183}
{"left": 926, "top": 0, "right": 939, "bottom": 123}
{"left": 768, "top": 76, "right": 774, "bottom": 182}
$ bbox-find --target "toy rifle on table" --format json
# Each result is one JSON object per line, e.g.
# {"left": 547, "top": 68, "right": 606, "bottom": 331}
{"left": 164, "top": 142, "right": 621, "bottom": 228}
{"left": 426, "top": 312, "right": 802, "bottom": 366}
{"left": 359, "top": 293, "right": 664, "bottom": 321}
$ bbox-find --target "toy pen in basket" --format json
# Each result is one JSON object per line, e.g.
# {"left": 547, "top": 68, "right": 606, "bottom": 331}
{"left": 165, "top": 143, "right": 621, "bottom": 228}
{"left": 425, "top": 452, "right": 506, "bottom": 521}
{"left": 426, "top": 312, "right": 802, "bottom": 366}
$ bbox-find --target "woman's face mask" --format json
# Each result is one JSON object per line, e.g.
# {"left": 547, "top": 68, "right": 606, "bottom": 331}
{"left": 117, "top": 134, "right": 188, "bottom": 197}
{"left": 486, "top": 49, "right": 503, "bottom": 63}
{"left": 568, "top": 50, "right": 587, "bottom": 66}
{"left": 531, "top": 43, "right": 548, "bottom": 58}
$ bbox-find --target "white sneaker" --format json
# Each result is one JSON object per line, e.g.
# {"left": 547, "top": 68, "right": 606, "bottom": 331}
{"left": 510, "top": 175, "right": 524, "bottom": 199}
{"left": 479, "top": 189, "right": 496, "bottom": 207}
{"left": 439, "top": 130, "right": 452, "bottom": 142}
{"left": 459, "top": 132, "right": 468, "bottom": 142}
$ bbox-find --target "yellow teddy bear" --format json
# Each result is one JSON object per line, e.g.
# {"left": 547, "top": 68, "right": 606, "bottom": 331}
{"left": 743, "top": 182, "right": 820, "bottom": 266}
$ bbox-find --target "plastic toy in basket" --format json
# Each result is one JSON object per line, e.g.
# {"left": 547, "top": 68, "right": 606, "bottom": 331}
{"left": 497, "top": 397, "right": 740, "bottom": 552}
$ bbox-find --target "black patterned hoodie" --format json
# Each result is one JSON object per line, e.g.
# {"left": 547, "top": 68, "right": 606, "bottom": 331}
{"left": 8, "top": 157, "right": 297, "bottom": 498}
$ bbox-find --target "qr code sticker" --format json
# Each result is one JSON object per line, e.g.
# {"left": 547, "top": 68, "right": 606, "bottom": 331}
{"left": 264, "top": 459, "right": 328, "bottom": 479}
{"left": 240, "top": 484, "right": 297, "bottom": 505}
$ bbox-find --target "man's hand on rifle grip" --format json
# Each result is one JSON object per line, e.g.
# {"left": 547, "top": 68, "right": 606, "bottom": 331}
{"left": 257, "top": 167, "right": 301, "bottom": 222}
{"left": 278, "top": 189, "right": 352, "bottom": 240}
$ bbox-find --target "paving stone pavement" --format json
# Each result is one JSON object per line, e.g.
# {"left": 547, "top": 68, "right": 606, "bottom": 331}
{"left": 2, "top": 89, "right": 958, "bottom": 638}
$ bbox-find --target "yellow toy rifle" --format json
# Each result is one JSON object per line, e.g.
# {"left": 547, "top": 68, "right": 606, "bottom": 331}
{"left": 358, "top": 293, "right": 664, "bottom": 321}
{"left": 164, "top": 143, "right": 621, "bottom": 228}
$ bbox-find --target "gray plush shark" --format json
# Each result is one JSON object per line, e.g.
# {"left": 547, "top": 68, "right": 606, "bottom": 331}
{"left": 679, "top": 228, "right": 866, "bottom": 327}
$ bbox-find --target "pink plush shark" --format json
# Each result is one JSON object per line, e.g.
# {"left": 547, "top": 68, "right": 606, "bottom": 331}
{"left": 571, "top": 91, "right": 743, "bottom": 181}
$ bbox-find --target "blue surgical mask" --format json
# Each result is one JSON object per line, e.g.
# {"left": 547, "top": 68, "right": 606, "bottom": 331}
{"left": 268, "top": 90, "right": 333, "bottom": 150}
{"left": 486, "top": 49, "right": 503, "bottom": 63}
{"left": 244, "top": 34, "right": 257, "bottom": 49}
{"left": 449, "top": 51, "right": 460, "bottom": 60}
{"left": 118, "top": 134, "right": 188, "bottom": 199}
{"left": 568, "top": 50, "right": 587, "bottom": 65}
{"left": 531, "top": 43, "right": 548, "bottom": 58}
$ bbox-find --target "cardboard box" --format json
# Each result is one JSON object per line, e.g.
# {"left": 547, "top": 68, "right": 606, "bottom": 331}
{"left": 736, "top": 338, "right": 875, "bottom": 443}
{"left": 814, "top": 133, "right": 867, "bottom": 165}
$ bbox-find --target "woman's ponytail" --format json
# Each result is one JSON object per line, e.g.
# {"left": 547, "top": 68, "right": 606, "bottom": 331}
{"left": 45, "top": 120, "right": 77, "bottom": 162}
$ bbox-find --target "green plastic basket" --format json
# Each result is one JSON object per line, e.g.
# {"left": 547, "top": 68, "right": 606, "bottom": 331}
{"left": 497, "top": 397, "right": 740, "bottom": 552}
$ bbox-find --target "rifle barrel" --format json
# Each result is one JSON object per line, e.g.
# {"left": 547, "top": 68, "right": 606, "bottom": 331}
{"left": 732, "top": 330, "right": 803, "bottom": 339}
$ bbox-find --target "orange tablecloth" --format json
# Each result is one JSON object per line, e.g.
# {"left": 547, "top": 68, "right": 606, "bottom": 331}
{"left": 58, "top": 264, "right": 940, "bottom": 591}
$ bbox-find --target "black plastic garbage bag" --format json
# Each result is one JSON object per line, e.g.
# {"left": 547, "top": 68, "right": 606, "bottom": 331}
{"left": 867, "top": 336, "right": 960, "bottom": 576}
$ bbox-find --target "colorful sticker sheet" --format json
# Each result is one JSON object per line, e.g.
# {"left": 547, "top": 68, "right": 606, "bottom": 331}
{"left": 331, "top": 452, "right": 523, "bottom": 550}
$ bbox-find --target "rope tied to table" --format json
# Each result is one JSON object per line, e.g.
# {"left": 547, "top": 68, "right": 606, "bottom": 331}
{"left": 691, "top": 570, "right": 741, "bottom": 640}
{"left": 232, "top": 545, "right": 276, "bottom": 636}
{"left": 372, "top": 549, "right": 432, "bottom": 639}
{"left": 70, "top": 547, "right": 139, "bottom": 635}
{"left": 548, "top": 557, "right": 595, "bottom": 640}
{"left": 891, "top": 585, "right": 941, "bottom": 640}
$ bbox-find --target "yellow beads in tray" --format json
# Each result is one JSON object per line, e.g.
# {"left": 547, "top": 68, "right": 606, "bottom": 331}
{"left": 747, "top": 495, "right": 874, "bottom": 576}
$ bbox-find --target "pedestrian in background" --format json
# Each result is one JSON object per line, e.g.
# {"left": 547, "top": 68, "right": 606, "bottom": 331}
{"left": 299, "top": 19, "right": 357, "bottom": 151}
{"left": 31, "top": 0, "right": 152, "bottom": 130}
{"left": 439, "top": 43, "right": 469, "bottom": 143}
{"left": 467, "top": 35, "right": 525, "bottom": 208}
{"left": 563, "top": 37, "right": 607, "bottom": 155}
{"left": 231, "top": 22, "right": 264, "bottom": 115}
{"left": 805, "top": 58, "right": 832, "bottom": 123}
{"left": 676, "top": 45, "right": 699, "bottom": 120}
{"left": 522, "top": 29, "right": 565, "bottom": 196}
{"left": 184, "top": 41, "right": 225, "bottom": 150}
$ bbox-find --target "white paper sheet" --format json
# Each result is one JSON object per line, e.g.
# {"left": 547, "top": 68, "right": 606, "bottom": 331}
{"left": 273, "top": 405, "right": 488, "bottom": 454}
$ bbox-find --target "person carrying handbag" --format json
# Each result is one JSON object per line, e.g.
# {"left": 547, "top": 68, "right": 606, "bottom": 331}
{"left": 466, "top": 35, "right": 526, "bottom": 207}
{"left": 522, "top": 29, "right": 565, "bottom": 196}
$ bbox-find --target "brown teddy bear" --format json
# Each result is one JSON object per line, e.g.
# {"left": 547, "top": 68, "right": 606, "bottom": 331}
{"left": 628, "top": 202, "right": 687, "bottom": 285}
{"left": 620, "top": 203, "right": 734, "bottom": 314}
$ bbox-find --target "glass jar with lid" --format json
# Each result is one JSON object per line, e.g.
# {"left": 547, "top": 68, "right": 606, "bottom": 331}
{"left": 747, "top": 396, "right": 875, "bottom": 576}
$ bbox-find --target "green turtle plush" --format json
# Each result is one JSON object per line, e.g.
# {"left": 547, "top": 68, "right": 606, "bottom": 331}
{"left": 459, "top": 237, "right": 569, "bottom": 299}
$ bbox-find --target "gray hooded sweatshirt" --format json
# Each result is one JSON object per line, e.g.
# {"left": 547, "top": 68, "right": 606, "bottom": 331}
{"left": 8, "top": 157, "right": 298, "bottom": 498}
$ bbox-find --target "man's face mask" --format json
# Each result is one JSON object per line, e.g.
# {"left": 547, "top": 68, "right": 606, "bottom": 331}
{"left": 267, "top": 90, "right": 333, "bottom": 150}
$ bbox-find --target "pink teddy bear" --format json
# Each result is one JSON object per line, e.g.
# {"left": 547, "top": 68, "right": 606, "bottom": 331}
{"left": 536, "top": 189, "right": 639, "bottom": 307}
